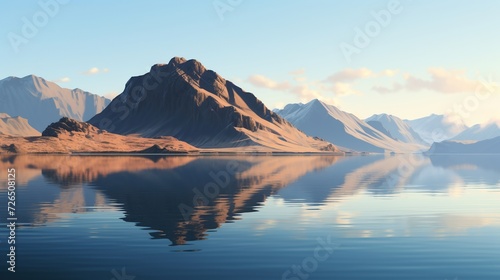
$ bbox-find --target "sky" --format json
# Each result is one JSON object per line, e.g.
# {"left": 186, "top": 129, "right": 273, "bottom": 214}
{"left": 1, "top": 0, "right": 499, "bottom": 126}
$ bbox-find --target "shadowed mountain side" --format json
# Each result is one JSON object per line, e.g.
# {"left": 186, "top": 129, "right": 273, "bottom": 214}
{"left": 89, "top": 57, "right": 339, "bottom": 153}
{"left": 366, "top": 120, "right": 394, "bottom": 139}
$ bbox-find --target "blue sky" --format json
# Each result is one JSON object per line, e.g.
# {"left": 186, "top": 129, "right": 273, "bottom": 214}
{"left": 1, "top": 0, "right": 499, "bottom": 125}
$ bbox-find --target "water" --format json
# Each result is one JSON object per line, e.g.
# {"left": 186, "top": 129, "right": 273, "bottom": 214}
{"left": 0, "top": 154, "right": 499, "bottom": 280}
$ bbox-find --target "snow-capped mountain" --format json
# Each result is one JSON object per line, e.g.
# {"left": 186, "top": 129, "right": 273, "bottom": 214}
{"left": 405, "top": 114, "right": 467, "bottom": 144}
{"left": 89, "top": 57, "right": 339, "bottom": 153}
{"left": 451, "top": 122, "right": 500, "bottom": 141}
{"left": 0, "top": 75, "right": 110, "bottom": 132}
{"left": 274, "top": 99, "right": 425, "bottom": 153}
{"left": 0, "top": 113, "right": 40, "bottom": 136}
{"left": 366, "top": 114, "right": 426, "bottom": 145}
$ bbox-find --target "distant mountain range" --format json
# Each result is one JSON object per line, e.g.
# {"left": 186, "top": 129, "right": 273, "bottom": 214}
{"left": 89, "top": 57, "right": 338, "bottom": 153}
{"left": 1, "top": 57, "right": 495, "bottom": 154}
{"left": 0, "top": 75, "right": 110, "bottom": 132}
{"left": 405, "top": 114, "right": 467, "bottom": 144}
{"left": 274, "top": 99, "right": 425, "bottom": 153}
{"left": 451, "top": 122, "right": 500, "bottom": 142}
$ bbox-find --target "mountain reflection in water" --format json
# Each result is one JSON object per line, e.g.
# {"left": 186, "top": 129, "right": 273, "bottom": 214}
{"left": 1, "top": 154, "right": 499, "bottom": 246}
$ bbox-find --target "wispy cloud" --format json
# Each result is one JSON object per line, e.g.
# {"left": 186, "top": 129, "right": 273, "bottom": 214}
{"left": 247, "top": 74, "right": 291, "bottom": 90}
{"left": 290, "top": 84, "right": 340, "bottom": 105}
{"left": 330, "top": 82, "right": 361, "bottom": 96}
{"left": 82, "top": 67, "right": 109, "bottom": 75}
{"left": 326, "top": 68, "right": 398, "bottom": 82}
{"left": 246, "top": 71, "right": 349, "bottom": 105}
{"left": 53, "top": 77, "right": 70, "bottom": 83}
{"left": 289, "top": 69, "right": 305, "bottom": 76}
{"left": 373, "top": 68, "right": 479, "bottom": 94}
{"left": 327, "top": 68, "right": 374, "bottom": 82}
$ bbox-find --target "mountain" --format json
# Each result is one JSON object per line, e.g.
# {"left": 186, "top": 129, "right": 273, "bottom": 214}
{"left": 427, "top": 136, "right": 500, "bottom": 154}
{"left": 451, "top": 122, "right": 500, "bottom": 141}
{"left": 0, "top": 113, "right": 40, "bottom": 136}
{"left": 89, "top": 57, "right": 339, "bottom": 153}
{"left": 0, "top": 75, "right": 110, "bottom": 132}
{"left": 366, "top": 114, "right": 426, "bottom": 145}
{"left": 405, "top": 114, "right": 467, "bottom": 144}
{"left": 274, "top": 99, "right": 424, "bottom": 153}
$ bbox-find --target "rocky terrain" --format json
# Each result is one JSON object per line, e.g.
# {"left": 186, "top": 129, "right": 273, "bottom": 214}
{"left": 0, "top": 117, "right": 198, "bottom": 154}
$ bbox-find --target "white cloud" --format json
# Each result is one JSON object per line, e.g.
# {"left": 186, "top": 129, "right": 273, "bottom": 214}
{"left": 246, "top": 71, "right": 349, "bottom": 105}
{"left": 381, "top": 69, "right": 398, "bottom": 77}
{"left": 290, "top": 84, "right": 339, "bottom": 105}
{"left": 327, "top": 68, "right": 398, "bottom": 83}
{"left": 331, "top": 82, "right": 361, "bottom": 96}
{"left": 53, "top": 77, "right": 70, "bottom": 83}
{"left": 327, "top": 68, "right": 374, "bottom": 82}
{"left": 247, "top": 74, "right": 291, "bottom": 90}
{"left": 82, "top": 67, "right": 109, "bottom": 75}
{"left": 373, "top": 68, "right": 481, "bottom": 94}
{"left": 274, "top": 102, "right": 286, "bottom": 110}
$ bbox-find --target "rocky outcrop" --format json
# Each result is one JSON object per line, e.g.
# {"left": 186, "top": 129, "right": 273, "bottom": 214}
{"left": 139, "top": 144, "right": 190, "bottom": 154}
{"left": 42, "top": 117, "right": 100, "bottom": 137}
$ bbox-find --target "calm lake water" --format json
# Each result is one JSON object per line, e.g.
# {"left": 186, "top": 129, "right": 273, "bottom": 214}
{"left": 0, "top": 154, "right": 499, "bottom": 280}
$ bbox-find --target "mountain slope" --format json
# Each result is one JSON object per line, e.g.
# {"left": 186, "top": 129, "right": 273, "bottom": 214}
{"left": 405, "top": 114, "right": 467, "bottom": 144}
{"left": 366, "top": 120, "right": 394, "bottom": 139}
{"left": 427, "top": 136, "right": 500, "bottom": 154}
{"left": 0, "top": 75, "right": 110, "bottom": 131}
{"left": 275, "top": 99, "right": 424, "bottom": 153}
{"left": 366, "top": 114, "right": 426, "bottom": 145}
{"left": 0, "top": 113, "right": 40, "bottom": 136}
{"left": 451, "top": 122, "right": 500, "bottom": 141}
{"left": 89, "top": 57, "right": 339, "bottom": 153}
